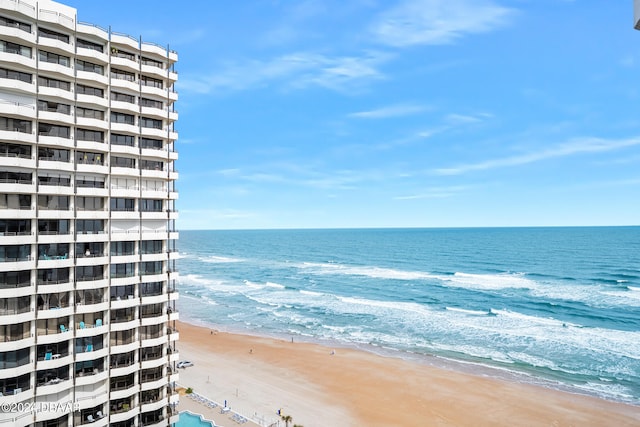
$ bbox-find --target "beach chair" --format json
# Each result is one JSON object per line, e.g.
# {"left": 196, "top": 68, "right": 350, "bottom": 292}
{"left": 96, "top": 411, "right": 104, "bottom": 419}
{"left": 86, "top": 414, "right": 95, "bottom": 423}
{"left": 44, "top": 352, "right": 52, "bottom": 360}
{"left": 59, "top": 325, "right": 67, "bottom": 333}
{"left": 95, "top": 319, "right": 102, "bottom": 327}
{"left": 79, "top": 321, "right": 85, "bottom": 329}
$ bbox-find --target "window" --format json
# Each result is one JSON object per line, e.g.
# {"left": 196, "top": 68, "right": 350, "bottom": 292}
{"left": 0, "top": 16, "right": 31, "bottom": 33}
{"left": 0, "top": 220, "right": 30, "bottom": 235}
{"left": 0, "top": 270, "right": 30, "bottom": 289}
{"left": 110, "top": 285, "right": 134, "bottom": 301}
{"left": 140, "top": 303, "right": 163, "bottom": 318}
{"left": 113, "top": 50, "right": 135, "bottom": 61}
{"left": 0, "top": 143, "right": 30, "bottom": 158}
{"left": 0, "top": 117, "right": 31, "bottom": 133}
{"left": 140, "top": 261, "right": 163, "bottom": 275}
{"left": 38, "top": 176, "right": 71, "bottom": 187}
{"left": 77, "top": 38, "right": 103, "bottom": 52}
{"left": 140, "top": 76, "right": 162, "bottom": 89}
{"left": 75, "top": 242, "right": 103, "bottom": 258}
{"left": 76, "top": 107, "right": 104, "bottom": 120}
{"left": 38, "top": 28, "right": 69, "bottom": 43}
{"left": 111, "top": 241, "right": 134, "bottom": 256}
{"left": 140, "top": 117, "right": 162, "bottom": 129}
{"left": 38, "top": 147, "right": 70, "bottom": 162}
{"left": 37, "top": 243, "right": 69, "bottom": 260}
{"left": 111, "top": 91, "right": 134, "bottom": 103}
{"left": 76, "top": 220, "right": 103, "bottom": 234}
{"left": 140, "top": 97, "right": 162, "bottom": 109}
{"left": 76, "top": 265, "right": 104, "bottom": 281}
{"left": 140, "top": 56, "right": 163, "bottom": 68}
{"left": 76, "top": 84, "right": 103, "bottom": 98}
{"left": 140, "top": 199, "right": 162, "bottom": 212}
{"left": 37, "top": 195, "right": 69, "bottom": 210}
{"left": 38, "top": 123, "right": 70, "bottom": 138}
{"left": 0, "top": 348, "right": 30, "bottom": 370}
{"left": 111, "top": 156, "right": 135, "bottom": 168}
{"left": 38, "top": 50, "right": 70, "bottom": 67}
{"left": 111, "top": 112, "right": 134, "bottom": 125}
{"left": 0, "top": 245, "right": 30, "bottom": 262}
{"left": 0, "top": 194, "right": 31, "bottom": 209}
{"left": 0, "top": 172, "right": 31, "bottom": 185}
{"left": 76, "top": 59, "right": 103, "bottom": 74}
{"left": 38, "top": 220, "right": 69, "bottom": 235}
{"left": 76, "top": 151, "right": 103, "bottom": 165}
{"left": 75, "top": 197, "right": 104, "bottom": 211}
{"left": 139, "top": 138, "right": 163, "bottom": 150}
{"left": 140, "top": 281, "right": 162, "bottom": 296}
{"left": 140, "top": 241, "right": 162, "bottom": 255}
{"left": 38, "top": 75, "right": 69, "bottom": 90}
{"left": 0, "top": 67, "right": 31, "bottom": 83}
{"left": 37, "top": 268, "right": 69, "bottom": 285}
{"left": 110, "top": 198, "right": 134, "bottom": 211}
{"left": 0, "top": 40, "right": 31, "bottom": 57}
{"left": 76, "top": 129, "right": 104, "bottom": 142}
{"left": 37, "top": 100, "right": 70, "bottom": 114}
{"left": 76, "top": 177, "right": 104, "bottom": 188}
{"left": 110, "top": 263, "right": 135, "bottom": 278}
{"left": 140, "top": 160, "right": 163, "bottom": 171}
{"left": 111, "top": 134, "right": 135, "bottom": 147}
{"left": 111, "top": 68, "right": 135, "bottom": 82}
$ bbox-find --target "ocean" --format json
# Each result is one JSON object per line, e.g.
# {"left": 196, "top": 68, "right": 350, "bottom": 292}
{"left": 176, "top": 227, "right": 640, "bottom": 405}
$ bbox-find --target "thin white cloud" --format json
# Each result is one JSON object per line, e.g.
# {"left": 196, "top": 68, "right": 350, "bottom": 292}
{"left": 349, "top": 103, "right": 429, "bottom": 119}
{"left": 180, "top": 51, "right": 390, "bottom": 94}
{"left": 394, "top": 185, "right": 471, "bottom": 200}
{"left": 445, "top": 113, "right": 484, "bottom": 124}
{"left": 372, "top": 0, "right": 515, "bottom": 47}
{"left": 433, "top": 136, "right": 640, "bottom": 175}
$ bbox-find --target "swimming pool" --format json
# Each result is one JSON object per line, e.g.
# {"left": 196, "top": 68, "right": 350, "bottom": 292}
{"left": 177, "top": 411, "right": 215, "bottom": 427}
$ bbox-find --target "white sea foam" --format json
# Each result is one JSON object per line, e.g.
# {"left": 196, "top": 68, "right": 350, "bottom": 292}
{"left": 490, "top": 309, "right": 570, "bottom": 327}
{"left": 298, "top": 262, "right": 434, "bottom": 280}
{"left": 179, "top": 273, "right": 220, "bottom": 286}
{"left": 202, "top": 255, "right": 244, "bottom": 263}
{"left": 442, "top": 272, "right": 535, "bottom": 290}
{"left": 445, "top": 307, "right": 490, "bottom": 316}
{"left": 299, "top": 290, "right": 324, "bottom": 297}
{"left": 265, "top": 282, "right": 285, "bottom": 289}
{"left": 628, "top": 286, "right": 640, "bottom": 292}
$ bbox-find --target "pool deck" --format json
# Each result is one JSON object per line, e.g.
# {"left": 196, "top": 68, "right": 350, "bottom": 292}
{"left": 177, "top": 388, "right": 266, "bottom": 427}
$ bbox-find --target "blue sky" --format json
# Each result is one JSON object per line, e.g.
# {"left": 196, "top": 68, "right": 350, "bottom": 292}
{"left": 66, "top": 0, "right": 640, "bottom": 230}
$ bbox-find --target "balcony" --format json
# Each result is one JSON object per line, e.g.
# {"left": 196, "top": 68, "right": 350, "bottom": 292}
{"left": 0, "top": 49, "right": 35, "bottom": 70}
{"left": 76, "top": 46, "right": 108, "bottom": 64}
{"left": 0, "top": 128, "right": 35, "bottom": 145}
{"left": 110, "top": 77, "right": 138, "bottom": 93}
{"left": 38, "top": 60, "right": 73, "bottom": 79}
{"left": 37, "top": 6, "right": 74, "bottom": 29}
{"left": 35, "top": 376, "right": 72, "bottom": 396}
{"left": 76, "top": 92, "right": 108, "bottom": 109}
{"left": 76, "top": 69, "right": 108, "bottom": 86}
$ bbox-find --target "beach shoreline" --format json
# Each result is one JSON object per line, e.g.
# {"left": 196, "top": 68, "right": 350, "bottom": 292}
{"left": 175, "top": 319, "right": 640, "bottom": 427}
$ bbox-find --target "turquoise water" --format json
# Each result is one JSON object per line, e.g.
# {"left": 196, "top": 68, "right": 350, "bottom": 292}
{"left": 177, "top": 227, "right": 640, "bottom": 405}
{"left": 177, "top": 412, "right": 214, "bottom": 427}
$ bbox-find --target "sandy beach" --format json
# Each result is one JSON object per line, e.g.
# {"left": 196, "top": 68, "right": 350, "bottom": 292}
{"left": 175, "top": 320, "right": 640, "bottom": 427}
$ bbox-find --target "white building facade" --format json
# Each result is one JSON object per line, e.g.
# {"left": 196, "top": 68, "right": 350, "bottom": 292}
{"left": 0, "top": 0, "right": 179, "bottom": 426}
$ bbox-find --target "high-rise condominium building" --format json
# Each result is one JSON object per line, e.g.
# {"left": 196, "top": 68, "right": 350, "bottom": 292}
{"left": 0, "top": 0, "right": 179, "bottom": 426}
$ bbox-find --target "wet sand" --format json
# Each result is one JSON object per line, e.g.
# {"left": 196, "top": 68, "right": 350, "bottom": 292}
{"left": 176, "top": 320, "right": 640, "bottom": 427}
